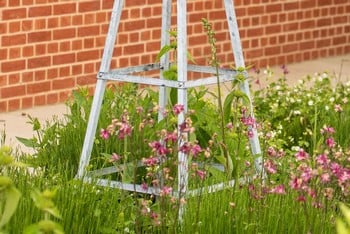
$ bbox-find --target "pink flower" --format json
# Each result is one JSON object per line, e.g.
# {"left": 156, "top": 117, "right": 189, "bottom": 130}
{"left": 141, "top": 182, "right": 148, "bottom": 191}
{"left": 267, "top": 146, "right": 277, "bottom": 157}
{"left": 300, "top": 166, "right": 313, "bottom": 183}
{"left": 160, "top": 186, "right": 173, "bottom": 197}
{"left": 226, "top": 122, "right": 233, "bottom": 130}
{"left": 264, "top": 159, "right": 277, "bottom": 174}
{"left": 109, "top": 153, "right": 121, "bottom": 162}
{"left": 289, "top": 176, "right": 303, "bottom": 190}
{"left": 143, "top": 157, "right": 159, "bottom": 167}
{"left": 294, "top": 148, "right": 309, "bottom": 161}
{"left": 118, "top": 122, "right": 132, "bottom": 139}
{"left": 100, "top": 128, "right": 110, "bottom": 139}
{"left": 149, "top": 141, "right": 169, "bottom": 155}
{"left": 320, "top": 125, "right": 335, "bottom": 135}
{"left": 316, "top": 154, "right": 330, "bottom": 166}
{"left": 320, "top": 173, "right": 331, "bottom": 183}
{"left": 247, "top": 129, "right": 254, "bottom": 138}
{"left": 270, "top": 184, "right": 286, "bottom": 194}
{"left": 241, "top": 116, "right": 255, "bottom": 127}
{"left": 334, "top": 104, "right": 343, "bottom": 112}
{"left": 190, "top": 144, "right": 202, "bottom": 157}
{"left": 196, "top": 170, "right": 206, "bottom": 180}
{"left": 164, "top": 132, "right": 177, "bottom": 143}
{"left": 297, "top": 195, "right": 306, "bottom": 202}
{"left": 338, "top": 170, "right": 350, "bottom": 183}
{"left": 173, "top": 104, "right": 184, "bottom": 115}
{"left": 179, "top": 142, "right": 191, "bottom": 154}
{"left": 326, "top": 137, "right": 336, "bottom": 148}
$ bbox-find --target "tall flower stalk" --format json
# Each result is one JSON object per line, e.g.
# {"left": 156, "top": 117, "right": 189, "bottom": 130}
{"left": 202, "top": 18, "right": 231, "bottom": 178}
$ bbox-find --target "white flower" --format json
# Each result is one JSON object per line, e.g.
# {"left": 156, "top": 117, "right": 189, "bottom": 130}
{"left": 325, "top": 105, "right": 329, "bottom": 111}
{"left": 293, "top": 110, "right": 301, "bottom": 115}
{"left": 291, "top": 146, "right": 300, "bottom": 151}
{"left": 308, "top": 100, "right": 314, "bottom": 106}
{"left": 329, "top": 97, "right": 335, "bottom": 103}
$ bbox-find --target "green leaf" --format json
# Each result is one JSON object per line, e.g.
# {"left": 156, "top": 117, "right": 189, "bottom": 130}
{"left": 340, "top": 203, "right": 350, "bottom": 226}
{"left": 336, "top": 218, "right": 349, "bottom": 234}
{"left": 0, "top": 186, "right": 21, "bottom": 229}
{"left": 155, "top": 44, "right": 172, "bottom": 62}
{"left": 223, "top": 91, "right": 235, "bottom": 124}
{"left": 16, "top": 136, "right": 39, "bottom": 148}
{"left": 207, "top": 166, "right": 225, "bottom": 181}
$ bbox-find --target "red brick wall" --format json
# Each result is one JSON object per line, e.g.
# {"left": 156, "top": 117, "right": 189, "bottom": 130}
{"left": 1, "top": 0, "right": 350, "bottom": 112}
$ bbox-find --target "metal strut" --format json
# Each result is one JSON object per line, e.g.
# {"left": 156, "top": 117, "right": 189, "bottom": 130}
{"left": 76, "top": 0, "right": 263, "bottom": 221}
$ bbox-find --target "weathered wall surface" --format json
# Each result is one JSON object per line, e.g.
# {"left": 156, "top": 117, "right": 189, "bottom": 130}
{"left": 1, "top": 0, "right": 349, "bottom": 112}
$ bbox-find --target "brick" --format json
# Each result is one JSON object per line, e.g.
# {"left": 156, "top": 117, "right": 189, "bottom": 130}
{"left": 9, "top": 21, "right": 21, "bottom": 33}
{"left": 284, "top": 2, "right": 299, "bottom": 11}
{"left": 27, "top": 81, "right": 50, "bottom": 94}
{"left": 34, "top": 95, "right": 46, "bottom": 106}
{"left": 77, "top": 75, "right": 95, "bottom": 86}
{"left": 58, "top": 66, "right": 70, "bottom": 77}
{"left": 300, "top": 20, "right": 315, "bottom": 29}
{"left": 34, "top": 70, "right": 45, "bottom": 81}
{"left": 72, "top": 64, "right": 83, "bottom": 75}
{"left": 29, "top": 6, "right": 51, "bottom": 17}
{"left": 35, "top": 44, "right": 46, "bottom": 56}
{"left": 124, "top": 20, "right": 146, "bottom": 32}
{"left": 53, "top": 3, "right": 76, "bottom": 15}
{"left": 9, "top": 48, "right": 21, "bottom": 59}
{"left": 2, "top": 8, "right": 27, "bottom": 20}
{"left": 8, "top": 99, "right": 20, "bottom": 111}
{"left": 47, "top": 93, "right": 58, "bottom": 104}
{"left": 0, "top": 49, "right": 7, "bottom": 60}
{"left": 78, "top": 26, "right": 100, "bottom": 37}
{"left": 28, "top": 31, "right": 51, "bottom": 43}
{"left": 9, "top": 0, "right": 19, "bottom": 6}
{"left": 0, "top": 23, "right": 6, "bottom": 34}
{"left": 48, "top": 43, "right": 58, "bottom": 53}
{"left": 102, "top": 1, "right": 113, "bottom": 9}
{"left": 84, "top": 38, "right": 94, "bottom": 48}
{"left": 300, "top": 41, "right": 315, "bottom": 50}
{"left": 8, "top": 73, "right": 20, "bottom": 84}
{"left": 47, "top": 68, "right": 58, "bottom": 79}
{"left": 22, "top": 71, "right": 33, "bottom": 82}
{"left": 1, "top": 60, "right": 25, "bottom": 72}
{"left": 2, "top": 34, "right": 26, "bottom": 46}
{"left": 53, "top": 53, "right": 75, "bottom": 65}
{"left": 79, "top": 1, "right": 100, "bottom": 12}
{"left": 333, "top": 36, "right": 347, "bottom": 45}
{"left": 53, "top": 28, "right": 76, "bottom": 40}
{"left": 59, "top": 41, "right": 71, "bottom": 52}
{"left": 247, "top": 6, "right": 265, "bottom": 15}
{"left": 264, "top": 46, "right": 281, "bottom": 56}
{"left": 124, "top": 42, "right": 146, "bottom": 55}
{"left": 52, "top": 78, "right": 75, "bottom": 90}
{"left": 266, "top": 3, "right": 282, "bottom": 13}
{"left": 0, "top": 0, "right": 5, "bottom": 7}
{"left": 283, "top": 43, "right": 298, "bottom": 53}
{"left": 48, "top": 18, "right": 59, "bottom": 29}
{"left": 0, "top": 101, "right": 7, "bottom": 112}
{"left": 72, "top": 15, "right": 83, "bottom": 26}
{"left": 21, "top": 97, "right": 33, "bottom": 109}
{"left": 60, "top": 16, "right": 72, "bottom": 27}
{"left": 77, "top": 50, "right": 99, "bottom": 62}
{"left": 28, "top": 56, "right": 51, "bottom": 69}
{"left": 22, "top": 20, "right": 33, "bottom": 31}
{"left": 1, "top": 85, "right": 26, "bottom": 98}
{"left": 83, "top": 62, "right": 95, "bottom": 73}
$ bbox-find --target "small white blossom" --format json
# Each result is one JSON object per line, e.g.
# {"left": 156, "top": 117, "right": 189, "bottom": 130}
{"left": 329, "top": 97, "right": 335, "bottom": 103}
{"left": 308, "top": 100, "right": 314, "bottom": 106}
